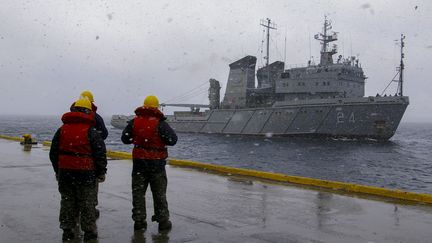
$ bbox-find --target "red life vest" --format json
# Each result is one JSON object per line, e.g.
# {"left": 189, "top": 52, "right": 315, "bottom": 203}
{"left": 58, "top": 112, "right": 96, "bottom": 170}
{"left": 132, "top": 107, "right": 168, "bottom": 160}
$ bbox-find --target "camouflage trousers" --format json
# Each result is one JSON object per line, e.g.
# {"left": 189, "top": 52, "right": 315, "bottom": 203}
{"left": 58, "top": 181, "right": 97, "bottom": 232}
{"left": 132, "top": 168, "right": 170, "bottom": 223}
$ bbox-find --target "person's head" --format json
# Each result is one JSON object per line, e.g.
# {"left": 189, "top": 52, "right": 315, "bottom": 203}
{"left": 80, "top": 90, "right": 94, "bottom": 102}
{"left": 143, "top": 95, "right": 159, "bottom": 108}
{"left": 71, "top": 98, "right": 92, "bottom": 114}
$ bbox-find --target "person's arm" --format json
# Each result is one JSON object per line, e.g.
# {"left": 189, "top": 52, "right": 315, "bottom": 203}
{"left": 158, "top": 119, "right": 177, "bottom": 146}
{"left": 49, "top": 129, "right": 61, "bottom": 175}
{"left": 95, "top": 113, "right": 108, "bottom": 140}
{"left": 88, "top": 127, "right": 107, "bottom": 178}
{"left": 121, "top": 119, "right": 134, "bottom": 144}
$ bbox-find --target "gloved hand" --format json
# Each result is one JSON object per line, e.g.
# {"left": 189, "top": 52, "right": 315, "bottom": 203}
{"left": 97, "top": 174, "right": 106, "bottom": 183}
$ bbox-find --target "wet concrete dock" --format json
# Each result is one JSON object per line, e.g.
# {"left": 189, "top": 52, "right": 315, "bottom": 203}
{"left": 1, "top": 139, "right": 432, "bottom": 242}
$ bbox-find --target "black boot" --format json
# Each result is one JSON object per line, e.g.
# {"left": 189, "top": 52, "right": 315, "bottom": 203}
{"left": 134, "top": 221, "right": 147, "bottom": 231}
{"left": 62, "top": 229, "right": 75, "bottom": 241}
{"left": 158, "top": 220, "right": 172, "bottom": 232}
{"left": 83, "top": 230, "right": 98, "bottom": 241}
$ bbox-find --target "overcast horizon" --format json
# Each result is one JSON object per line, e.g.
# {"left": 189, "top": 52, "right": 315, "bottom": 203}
{"left": 1, "top": 0, "right": 431, "bottom": 123}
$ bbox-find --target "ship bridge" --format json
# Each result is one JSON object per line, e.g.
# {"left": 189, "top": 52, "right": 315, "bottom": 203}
{"left": 276, "top": 60, "right": 366, "bottom": 101}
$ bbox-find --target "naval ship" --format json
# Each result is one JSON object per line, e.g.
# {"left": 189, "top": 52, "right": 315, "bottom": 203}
{"left": 111, "top": 18, "right": 409, "bottom": 140}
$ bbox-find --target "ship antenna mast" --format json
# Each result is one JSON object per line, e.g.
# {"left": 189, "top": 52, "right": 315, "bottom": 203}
{"left": 381, "top": 34, "right": 406, "bottom": 96}
{"left": 314, "top": 16, "right": 338, "bottom": 66}
{"left": 260, "top": 18, "right": 277, "bottom": 67}
{"left": 260, "top": 18, "right": 277, "bottom": 87}
{"left": 397, "top": 34, "right": 405, "bottom": 96}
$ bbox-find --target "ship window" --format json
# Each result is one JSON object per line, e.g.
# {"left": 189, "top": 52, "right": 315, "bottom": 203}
{"left": 281, "top": 72, "right": 290, "bottom": 79}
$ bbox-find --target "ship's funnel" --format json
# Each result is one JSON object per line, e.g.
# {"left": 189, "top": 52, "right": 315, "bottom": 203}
{"left": 221, "top": 56, "right": 257, "bottom": 109}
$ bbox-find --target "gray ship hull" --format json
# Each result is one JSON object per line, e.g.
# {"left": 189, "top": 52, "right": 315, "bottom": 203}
{"left": 111, "top": 96, "right": 409, "bottom": 140}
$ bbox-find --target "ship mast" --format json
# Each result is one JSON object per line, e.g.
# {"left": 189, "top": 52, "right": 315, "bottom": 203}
{"left": 397, "top": 34, "right": 405, "bottom": 96}
{"left": 314, "top": 16, "right": 338, "bottom": 66}
{"left": 260, "top": 18, "right": 277, "bottom": 82}
{"left": 380, "top": 34, "right": 406, "bottom": 96}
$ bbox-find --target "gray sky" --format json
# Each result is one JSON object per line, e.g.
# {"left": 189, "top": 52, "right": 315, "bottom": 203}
{"left": 1, "top": 0, "right": 431, "bottom": 122}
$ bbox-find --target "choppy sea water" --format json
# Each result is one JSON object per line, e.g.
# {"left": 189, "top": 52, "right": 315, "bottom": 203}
{"left": 1, "top": 115, "right": 431, "bottom": 194}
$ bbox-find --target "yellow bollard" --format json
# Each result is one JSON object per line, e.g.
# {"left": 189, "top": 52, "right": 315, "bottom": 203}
{"left": 20, "top": 134, "right": 36, "bottom": 151}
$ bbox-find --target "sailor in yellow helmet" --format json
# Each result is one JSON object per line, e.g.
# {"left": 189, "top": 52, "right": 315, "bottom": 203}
{"left": 121, "top": 95, "right": 177, "bottom": 232}
{"left": 72, "top": 91, "right": 108, "bottom": 221}
{"left": 49, "top": 97, "right": 107, "bottom": 241}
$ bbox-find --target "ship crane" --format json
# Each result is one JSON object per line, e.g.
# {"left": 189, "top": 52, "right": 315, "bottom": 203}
{"left": 160, "top": 103, "right": 210, "bottom": 113}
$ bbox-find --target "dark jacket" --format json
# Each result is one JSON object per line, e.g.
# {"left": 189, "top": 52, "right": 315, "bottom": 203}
{"left": 70, "top": 102, "right": 108, "bottom": 140}
{"left": 92, "top": 104, "right": 108, "bottom": 140}
{"left": 50, "top": 111, "right": 107, "bottom": 184}
{"left": 121, "top": 107, "right": 177, "bottom": 173}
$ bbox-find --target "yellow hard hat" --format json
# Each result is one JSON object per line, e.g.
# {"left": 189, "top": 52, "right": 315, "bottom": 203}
{"left": 23, "top": 134, "right": 31, "bottom": 138}
{"left": 80, "top": 90, "right": 94, "bottom": 102}
{"left": 143, "top": 95, "right": 159, "bottom": 108}
{"left": 74, "top": 98, "right": 92, "bottom": 110}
